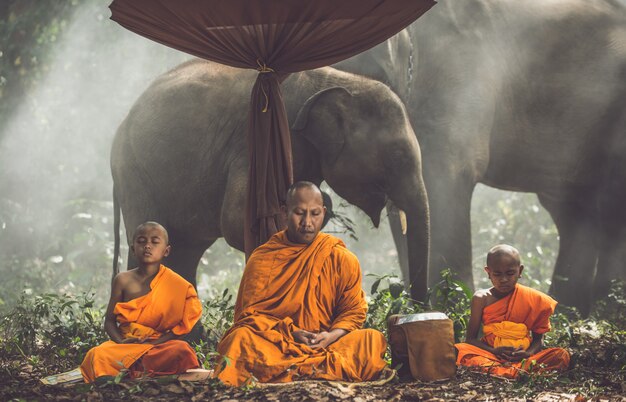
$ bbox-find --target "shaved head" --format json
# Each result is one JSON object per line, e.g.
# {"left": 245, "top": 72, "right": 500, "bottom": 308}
{"left": 286, "top": 181, "right": 323, "bottom": 209}
{"left": 133, "top": 221, "right": 169, "bottom": 244}
{"left": 486, "top": 244, "right": 521, "bottom": 267}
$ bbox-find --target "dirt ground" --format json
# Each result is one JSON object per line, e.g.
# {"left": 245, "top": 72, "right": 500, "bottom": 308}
{"left": 2, "top": 365, "right": 624, "bottom": 401}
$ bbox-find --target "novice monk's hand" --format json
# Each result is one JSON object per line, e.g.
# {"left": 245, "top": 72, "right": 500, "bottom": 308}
{"left": 493, "top": 346, "right": 517, "bottom": 361}
{"left": 508, "top": 348, "right": 531, "bottom": 362}
{"left": 293, "top": 330, "right": 317, "bottom": 346}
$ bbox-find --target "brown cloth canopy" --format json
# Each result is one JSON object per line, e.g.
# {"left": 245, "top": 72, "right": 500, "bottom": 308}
{"left": 109, "top": 0, "right": 436, "bottom": 256}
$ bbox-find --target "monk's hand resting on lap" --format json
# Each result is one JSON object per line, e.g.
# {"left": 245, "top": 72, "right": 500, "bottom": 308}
{"left": 310, "top": 329, "right": 348, "bottom": 349}
{"left": 508, "top": 348, "right": 531, "bottom": 362}
{"left": 293, "top": 330, "right": 317, "bottom": 346}
{"left": 493, "top": 346, "right": 518, "bottom": 361}
{"left": 143, "top": 331, "right": 177, "bottom": 345}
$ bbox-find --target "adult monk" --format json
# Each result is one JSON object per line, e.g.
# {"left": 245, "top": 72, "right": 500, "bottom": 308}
{"left": 455, "top": 244, "right": 570, "bottom": 379}
{"left": 216, "top": 181, "right": 387, "bottom": 386}
{"left": 80, "top": 222, "right": 202, "bottom": 383}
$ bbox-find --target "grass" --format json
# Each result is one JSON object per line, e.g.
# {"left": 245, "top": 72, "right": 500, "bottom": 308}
{"left": 0, "top": 275, "right": 624, "bottom": 400}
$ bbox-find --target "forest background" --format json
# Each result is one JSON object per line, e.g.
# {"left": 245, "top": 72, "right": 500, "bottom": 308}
{"left": 1, "top": 1, "right": 624, "bottom": 400}
{"left": 0, "top": 0, "right": 561, "bottom": 311}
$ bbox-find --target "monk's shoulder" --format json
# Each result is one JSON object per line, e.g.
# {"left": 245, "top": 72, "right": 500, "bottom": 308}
{"left": 160, "top": 265, "right": 194, "bottom": 288}
{"left": 517, "top": 284, "right": 557, "bottom": 307}
{"left": 472, "top": 288, "right": 493, "bottom": 308}
{"left": 113, "top": 270, "right": 136, "bottom": 286}
{"left": 330, "top": 242, "right": 359, "bottom": 265}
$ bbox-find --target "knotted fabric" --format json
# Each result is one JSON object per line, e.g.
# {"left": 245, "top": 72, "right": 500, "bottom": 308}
{"left": 109, "top": 0, "right": 436, "bottom": 256}
{"left": 483, "top": 321, "right": 531, "bottom": 350}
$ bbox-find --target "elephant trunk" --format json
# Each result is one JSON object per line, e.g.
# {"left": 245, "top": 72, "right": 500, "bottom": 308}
{"left": 389, "top": 183, "right": 430, "bottom": 303}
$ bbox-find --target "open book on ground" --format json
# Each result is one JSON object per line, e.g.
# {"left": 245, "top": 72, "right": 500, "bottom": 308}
{"left": 41, "top": 367, "right": 214, "bottom": 385}
{"left": 40, "top": 368, "right": 83, "bottom": 385}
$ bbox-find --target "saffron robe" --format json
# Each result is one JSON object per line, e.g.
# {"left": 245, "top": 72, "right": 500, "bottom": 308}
{"left": 455, "top": 284, "right": 570, "bottom": 378}
{"left": 80, "top": 265, "right": 202, "bottom": 382}
{"left": 216, "top": 231, "right": 387, "bottom": 386}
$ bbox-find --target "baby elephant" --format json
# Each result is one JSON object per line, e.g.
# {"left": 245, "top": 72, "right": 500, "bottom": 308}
{"left": 111, "top": 60, "right": 430, "bottom": 301}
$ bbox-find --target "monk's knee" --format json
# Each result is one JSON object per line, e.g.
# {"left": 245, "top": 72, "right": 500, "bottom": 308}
{"left": 339, "top": 328, "right": 387, "bottom": 354}
{"left": 361, "top": 328, "right": 386, "bottom": 345}
{"left": 552, "top": 348, "right": 571, "bottom": 368}
{"left": 217, "top": 327, "right": 255, "bottom": 355}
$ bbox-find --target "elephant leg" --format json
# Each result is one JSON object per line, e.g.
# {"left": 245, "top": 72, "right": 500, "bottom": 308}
{"left": 595, "top": 232, "right": 626, "bottom": 304}
{"left": 220, "top": 162, "right": 247, "bottom": 252}
{"left": 539, "top": 194, "right": 598, "bottom": 315}
{"left": 595, "top": 157, "right": 626, "bottom": 303}
{"left": 163, "top": 238, "right": 215, "bottom": 288}
{"left": 425, "top": 172, "right": 476, "bottom": 290}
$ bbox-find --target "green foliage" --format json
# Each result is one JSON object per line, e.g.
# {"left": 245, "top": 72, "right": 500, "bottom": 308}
{"left": 324, "top": 200, "right": 359, "bottom": 241}
{"left": 364, "top": 269, "right": 473, "bottom": 343}
{"left": 364, "top": 273, "right": 424, "bottom": 336}
{"left": 200, "top": 288, "right": 235, "bottom": 350}
{"left": 428, "top": 268, "right": 473, "bottom": 342}
{"left": 0, "top": 291, "right": 106, "bottom": 365}
{"left": 591, "top": 280, "right": 626, "bottom": 326}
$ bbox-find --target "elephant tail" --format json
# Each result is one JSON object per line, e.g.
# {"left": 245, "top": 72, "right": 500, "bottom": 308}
{"left": 112, "top": 183, "right": 121, "bottom": 280}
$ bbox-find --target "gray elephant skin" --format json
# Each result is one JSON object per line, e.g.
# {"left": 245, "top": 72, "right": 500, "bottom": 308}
{"left": 111, "top": 61, "right": 430, "bottom": 301}
{"left": 334, "top": 0, "right": 626, "bottom": 313}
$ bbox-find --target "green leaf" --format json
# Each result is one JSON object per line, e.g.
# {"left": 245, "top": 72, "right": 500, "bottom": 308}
{"left": 371, "top": 278, "right": 382, "bottom": 295}
{"left": 389, "top": 282, "right": 404, "bottom": 299}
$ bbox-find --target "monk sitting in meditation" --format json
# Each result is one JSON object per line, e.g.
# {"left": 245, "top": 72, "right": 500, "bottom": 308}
{"left": 215, "top": 181, "right": 387, "bottom": 386}
{"left": 80, "top": 221, "right": 202, "bottom": 383}
{"left": 455, "top": 244, "right": 570, "bottom": 379}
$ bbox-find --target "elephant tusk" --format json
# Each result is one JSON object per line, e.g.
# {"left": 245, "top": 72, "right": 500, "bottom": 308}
{"left": 399, "top": 209, "right": 407, "bottom": 235}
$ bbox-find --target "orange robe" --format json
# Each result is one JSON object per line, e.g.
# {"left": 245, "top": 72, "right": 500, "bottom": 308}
{"left": 80, "top": 265, "right": 202, "bottom": 382}
{"left": 455, "top": 284, "right": 570, "bottom": 378}
{"left": 216, "top": 231, "right": 387, "bottom": 386}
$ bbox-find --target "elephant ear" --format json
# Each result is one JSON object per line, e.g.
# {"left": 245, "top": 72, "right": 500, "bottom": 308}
{"left": 291, "top": 86, "right": 352, "bottom": 165}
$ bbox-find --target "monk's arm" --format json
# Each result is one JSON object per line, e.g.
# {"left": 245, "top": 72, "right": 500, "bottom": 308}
{"left": 146, "top": 285, "right": 203, "bottom": 345}
{"left": 465, "top": 294, "right": 517, "bottom": 360}
{"left": 146, "top": 330, "right": 182, "bottom": 345}
{"left": 464, "top": 294, "right": 489, "bottom": 349}
{"left": 329, "top": 252, "right": 367, "bottom": 332}
{"left": 465, "top": 294, "right": 507, "bottom": 354}
{"left": 104, "top": 275, "right": 127, "bottom": 343}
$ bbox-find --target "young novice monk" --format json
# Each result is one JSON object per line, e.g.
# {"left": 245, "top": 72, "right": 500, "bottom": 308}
{"left": 455, "top": 244, "right": 570, "bottom": 379}
{"left": 80, "top": 221, "right": 202, "bottom": 382}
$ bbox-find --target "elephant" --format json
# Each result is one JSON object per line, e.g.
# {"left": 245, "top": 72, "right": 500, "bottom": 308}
{"left": 111, "top": 60, "right": 431, "bottom": 301}
{"left": 334, "top": 0, "right": 626, "bottom": 314}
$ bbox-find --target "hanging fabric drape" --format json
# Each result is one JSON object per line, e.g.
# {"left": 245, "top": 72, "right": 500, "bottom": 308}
{"left": 109, "top": 0, "right": 436, "bottom": 256}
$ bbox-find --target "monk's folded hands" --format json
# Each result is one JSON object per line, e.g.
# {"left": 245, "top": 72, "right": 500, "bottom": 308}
{"left": 292, "top": 330, "right": 317, "bottom": 346}
{"left": 310, "top": 329, "right": 348, "bottom": 349}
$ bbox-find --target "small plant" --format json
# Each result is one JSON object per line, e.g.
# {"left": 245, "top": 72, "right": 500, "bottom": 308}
{"left": 200, "top": 288, "right": 235, "bottom": 351}
{"left": 544, "top": 305, "right": 579, "bottom": 347}
{"left": 591, "top": 280, "right": 626, "bottom": 326}
{"left": 428, "top": 268, "right": 473, "bottom": 342}
{"left": 364, "top": 273, "right": 424, "bottom": 336}
{"left": 0, "top": 291, "right": 106, "bottom": 363}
